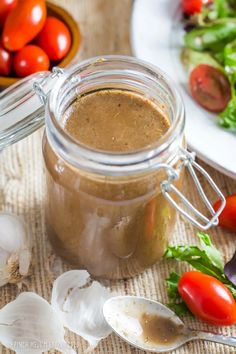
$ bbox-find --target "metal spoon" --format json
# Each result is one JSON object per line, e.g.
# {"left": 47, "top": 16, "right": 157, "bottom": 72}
{"left": 103, "top": 296, "right": 236, "bottom": 352}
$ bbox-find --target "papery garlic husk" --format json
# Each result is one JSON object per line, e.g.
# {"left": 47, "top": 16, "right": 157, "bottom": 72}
{"left": 0, "top": 292, "right": 76, "bottom": 354}
{"left": 0, "top": 213, "right": 32, "bottom": 287}
{"left": 51, "top": 270, "right": 113, "bottom": 350}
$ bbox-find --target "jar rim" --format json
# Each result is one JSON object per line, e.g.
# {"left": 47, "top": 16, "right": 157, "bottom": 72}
{"left": 46, "top": 55, "right": 185, "bottom": 176}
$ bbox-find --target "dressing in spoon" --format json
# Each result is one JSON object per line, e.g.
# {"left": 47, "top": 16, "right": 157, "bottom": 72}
{"left": 103, "top": 296, "right": 236, "bottom": 353}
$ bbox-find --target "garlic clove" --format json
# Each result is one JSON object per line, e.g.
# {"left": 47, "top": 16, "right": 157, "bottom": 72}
{"left": 0, "top": 248, "right": 8, "bottom": 267}
{"left": 51, "top": 270, "right": 113, "bottom": 350}
{"left": 0, "top": 292, "right": 76, "bottom": 354}
{"left": 0, "top": 213, "right": 32, "bottom": 286}
{"left": 0, "top": 213, "right": 29, "bottom": 252}
{"left": 51, "top": 269, "right": 90, "bottom": 313}
{"left": 18, "top": 249, "right": 31, "bottom": 276}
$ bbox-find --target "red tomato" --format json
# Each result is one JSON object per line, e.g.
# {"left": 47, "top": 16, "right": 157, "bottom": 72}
{"left": 178, "top": 271, "right": 236, "bottom": 326}
{"left": 36, "top": 16, "right": 71, "bottom": 61}
{"left": 182, "top": 0, "right": 212, "bottom": 15}
{"left": 214, "top": 195, "right": 236, "bottom": 232}
{"left": 189, "top": 64, "right": 231, "bottom": 113}
{"left": 0, "top": 0, "right": 17, "bottom": 27}
{"left": 0, "top": 43, "right": 12, "bottom": 75}
{"left": 13, "top": 45, "right": 49, "bottom": 77}
{"left": 3, "top": 0, "right": 46, "bottom": 51}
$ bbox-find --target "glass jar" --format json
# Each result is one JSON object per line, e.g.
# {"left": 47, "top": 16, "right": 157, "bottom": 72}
{"left": 0, "top": 56, "right": 225, "bottom": 280}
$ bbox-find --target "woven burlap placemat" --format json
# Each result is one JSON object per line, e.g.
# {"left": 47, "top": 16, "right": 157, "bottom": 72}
{"left": 1, "top": 1, "right": 236, "bottom": 353}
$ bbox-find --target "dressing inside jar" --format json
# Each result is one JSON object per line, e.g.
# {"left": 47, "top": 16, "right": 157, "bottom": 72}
{"left": 43, "top": 58, "right": 184, "bottom": 280}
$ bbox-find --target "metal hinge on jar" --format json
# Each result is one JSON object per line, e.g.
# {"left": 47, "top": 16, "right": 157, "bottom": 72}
{"left": 160, "top": 149, "right": 226, "bottom": 230}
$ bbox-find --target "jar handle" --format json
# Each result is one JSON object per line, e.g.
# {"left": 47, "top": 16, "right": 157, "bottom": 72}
{"left": 0, "top": 67, "right": 64, "bottom": 150}
{"left": 160, "top": 149, "right": 226, "bottom": 230}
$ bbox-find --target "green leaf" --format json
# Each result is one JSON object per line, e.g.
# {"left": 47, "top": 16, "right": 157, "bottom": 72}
{"left": 214, "top": 0, "right": 236, "bottom": 18}
{"left": 223, "top": 39, "right": 236, "bottom": 72}
{"left": 168, "top": 302, "right": 190, "bottom": 317}
{"left": 164, "top": 245, "right": 207, "bottom": 261}
{"left": 166, "top": 272, "right": 191, "bottom": 316}
{"left": 187, "top": 259, "right": 226, "bottom": 281}
{"left": 219, "top": 97, "right": 236, "bottom": 129}
{"left": 164, "top": 243, "right": 225, "bottom": 281}
{"left": 181, "top": 48, "right": 222, "bottom": 72}
{"left": 184, "top": 19, "right": 236, "bottom": 52}
{"left": 166, "top": 272, "right": 180, "bottom": 300}
{"left": 197, "top": 232, "right": 224, "bottom": 271}
{"left": 226, "top": 284, "right": 236, "bottom": 299}
{"left": 215, "top": 0, "right": 231, "bottom": 17}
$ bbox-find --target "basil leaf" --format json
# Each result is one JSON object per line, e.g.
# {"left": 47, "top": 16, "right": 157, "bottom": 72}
{"left": 166, "top": 272, "right": 180, "bottom": 300}
{"left": 166, "top": 272, "right": 190, "bottom": 316}
{"left": 186, "top": 260, "right": 226, "bottom": 281}
{"left": 168, "top": 302, "right": 190, "bottom": 317}
{"left": 226, "top": 284, "right": 236, "bottom": 299}
{"left": 164, "top": 245, "right": 208, "bottom": 261}
{"left": 197, "top": 232, "right": 224, "bottom": 271}
{"left": 165, "top": 243, "right": 225, "bottom": 281}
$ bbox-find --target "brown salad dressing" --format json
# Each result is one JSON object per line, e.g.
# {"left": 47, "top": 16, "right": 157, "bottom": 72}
{"left": 63, "top": 90, "right": 170, "bottom": 152}
{"left": 140, "top": 312, "right": 184, "bottom": 345}
{"left": 43, "top": 89, "right": 182, "bottom": 279}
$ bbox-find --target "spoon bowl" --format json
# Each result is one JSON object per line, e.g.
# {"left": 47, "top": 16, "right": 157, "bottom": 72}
{"left": 103, "top": 296, "right": 236, "bottom": 352}
{"left": 103, "top": 296, "right": 191, "bottom": 352}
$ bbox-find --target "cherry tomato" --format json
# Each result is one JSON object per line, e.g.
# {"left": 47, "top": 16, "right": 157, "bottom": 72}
{"left": 189, "top": 64, "right": 231, "bottom": 113}
{"left": 0, "top": 43, "right": 12, "bottom": 75}
{"left": 13, "top": 45, "right": 49, "bottom": 77}
{"left": 178, "top": 271, "right": 236, "bottom": 326}
{"left": 36, "top": 16, "right": 72, "bottom": 61}
{"left": 182, "top": 0, "right": 212, "bottom": 15}
{"left": 3, "top": 0, "right": 46, "bottom": 51}
{"left": 0, "top": 0, "right": 17, "bottom": 27}
{"left": 214, "top": 195, "right": 236, "bottom": 232}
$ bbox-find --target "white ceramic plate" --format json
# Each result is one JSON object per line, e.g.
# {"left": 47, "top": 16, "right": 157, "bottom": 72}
{"left": 131, "top": 0, "right": 236, "bottom": 179}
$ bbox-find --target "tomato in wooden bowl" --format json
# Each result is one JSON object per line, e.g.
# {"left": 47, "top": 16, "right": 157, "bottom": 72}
{"left": 0, "top": 1, "right": 81, "bottom": 89}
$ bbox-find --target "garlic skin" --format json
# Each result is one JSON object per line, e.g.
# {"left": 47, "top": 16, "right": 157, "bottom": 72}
{"left": 51, "top": 270, "right": 113, "bottom": 350}
{"left": 0, "top": 292, "right": 76, "bottom": 354}
{"left": 0, "top": 213, "right": 32, "bottom": 287}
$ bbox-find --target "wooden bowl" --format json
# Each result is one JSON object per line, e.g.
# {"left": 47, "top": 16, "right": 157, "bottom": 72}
{"left": 0, "top": 1, "right": 81, "bottom": 89}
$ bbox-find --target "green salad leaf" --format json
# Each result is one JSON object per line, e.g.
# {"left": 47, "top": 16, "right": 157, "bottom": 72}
{"left": 181, "top": 48, "right": 222, "bottom": 72}
{"left": 223, "top": 39, "right": 236, "bottom": 75}
{"left": 164, "top": 232, "right": 236, "bottom": 316}
{"left": 219, "top": 97, "right": 236, "bottom": 129}
{"left": 184, "top": 19, "right": 236, "bottom": 52}
{"left": 214, "top": 0, "right": 236, "bottom": 18}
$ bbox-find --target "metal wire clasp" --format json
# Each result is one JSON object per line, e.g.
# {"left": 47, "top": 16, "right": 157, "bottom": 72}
{"left": 33, "top": 67, "right": 64, "bottom": 104}
{"left": 160, "top": 149, "right": 226, "bottom": 230}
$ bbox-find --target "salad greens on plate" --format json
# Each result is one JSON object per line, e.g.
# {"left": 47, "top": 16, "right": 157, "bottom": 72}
{"left": 182, "top": 0, "right": 236, "bottom": 131}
